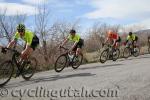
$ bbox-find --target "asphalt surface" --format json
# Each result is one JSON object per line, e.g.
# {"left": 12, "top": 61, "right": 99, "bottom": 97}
{"left": 1, "top": 54, "right": 150, "bottom": 100}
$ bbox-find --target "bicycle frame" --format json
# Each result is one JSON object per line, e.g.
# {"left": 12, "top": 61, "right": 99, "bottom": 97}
{"left": 59, "top": 46, "right": 76, "bottom": 66}
{"left": 2, "top": 48, "right": 26, "bottom": 76}
{"left": 103, "top": 44, "right": 114, "bottom": 57}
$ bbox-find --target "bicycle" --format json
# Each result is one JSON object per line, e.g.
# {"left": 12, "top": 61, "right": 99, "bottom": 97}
{"left": 54, "top": 46, "right": 83, "bottom": 72}
{"left": 123, "top": 43, "right": 140, "bottom": 58}
{"left": 0, "top": 47, "right": 37, "bottom": 87}
{"left": 99, "top": 44, "right": 120, "bottom": 63}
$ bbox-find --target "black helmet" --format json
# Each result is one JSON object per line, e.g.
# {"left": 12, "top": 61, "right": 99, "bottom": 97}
{"left": 70, "top": 29, "right": 76, "bottom": 34}
{"left": 17, "top": 23, "right": 25, "bottom": 32}
{"left": 129, "top": 32, "right": 132, "bottom": 36}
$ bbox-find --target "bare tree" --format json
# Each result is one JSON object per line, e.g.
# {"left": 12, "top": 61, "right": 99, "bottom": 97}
{"left": 0, "top": 8, "right": 26, "bottom": 43}
{"left": 35, "top": 4, "right": 50, "bottom": 63}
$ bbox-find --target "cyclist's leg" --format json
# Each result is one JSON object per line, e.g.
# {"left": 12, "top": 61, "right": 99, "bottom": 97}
{"left": 20, "top": 46, "right": 33, "bottom": 62}
{"left": 130, "top": 41, "right": 135, "bottom": 53}
{"left": 76, "top": 39, "right": 84, "bottom": 56}
{"left": 112, "top": 38, "right": 119, "bottom": 52}
{"left": 114, "top": 41, "right": 118, "bottom": 49}
{"left": 21, "top": 35, "right": 39, "bottom": 61}
{"left": 133, "top": 36, "right": 138, "bottom": 47}
{"left": 72, "top": 45, "right": 77, "bottom": 57}
{"left": 76, "top": 48, "right": 82, "bottom": 56}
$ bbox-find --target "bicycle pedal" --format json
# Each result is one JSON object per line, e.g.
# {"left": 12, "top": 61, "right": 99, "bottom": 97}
{"left": 26, "top": 61, "right": 31, "bottom": 64}
{"left": 109, "top": 55, "right": 113, "bottom": 59}
{"left": 69, "top": 62, "right": 73, "bottom": 66}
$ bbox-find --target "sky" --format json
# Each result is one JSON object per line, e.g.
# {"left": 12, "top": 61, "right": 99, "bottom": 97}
{"left": 0, "top": 0, "right": 150, "bottom": 32}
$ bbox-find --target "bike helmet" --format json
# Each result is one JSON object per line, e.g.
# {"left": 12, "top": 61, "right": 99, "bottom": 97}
{"left": 129, "top": 32, "right": 132, "bottom": 36}
{"left": 17, "top": 23, "right": 25, "bottom": 32}
{"left": 70, "top": 29, "right": 76, "bottom": 34}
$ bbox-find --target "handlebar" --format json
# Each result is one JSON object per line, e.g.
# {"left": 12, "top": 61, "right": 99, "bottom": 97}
{"left": 103, "top": 44, "right": 113, "bottom": 48}
{"left": 1, "top": 47, "right": 20, "bottom": 55}
{"left": 59, "top": 46, "right": 69, "bottom": 51}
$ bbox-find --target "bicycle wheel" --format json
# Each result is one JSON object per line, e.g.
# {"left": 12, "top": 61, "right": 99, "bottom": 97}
{"left": 123, "top": 47, "right": 131, "bottom": 59}
{"left": 21, "top": 57, "right": 37, "bottom": 80}
{"left": 100, "top": 49, "right": 108, "bottom": 63}
{"left": 54, "top": 54, "right": 67, "bottom": 72}
{"left": 133, "top": 47, "right": 140, "bottom": 57}
{"left": 72, "top": 53, "right": 83, "bottom": 69}
{"left": 0, "top": 61, "right": 14, "bottom": 87}
{"left": 112, "top": 48, "right": 120, "bottom": 61}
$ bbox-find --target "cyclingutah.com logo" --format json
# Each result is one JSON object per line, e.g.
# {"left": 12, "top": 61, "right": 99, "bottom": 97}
{"left": 0, "top": 88, "right": 9, "bottom": 97}
{"left": 0, "top": 86, "right": 119, "bottom": 99}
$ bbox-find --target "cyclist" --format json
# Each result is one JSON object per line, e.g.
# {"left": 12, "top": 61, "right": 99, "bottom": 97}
{"left": 2, "top": 23, "right": 39, "bottom": 61}
{"left": 104, "top": 30, "right": 121, "bottom": 48}
{"left": 125, "top": 32, "right": 138, "bottom": 47}
{"left": 59, "top": 29, "right": 84, "bottom": 56}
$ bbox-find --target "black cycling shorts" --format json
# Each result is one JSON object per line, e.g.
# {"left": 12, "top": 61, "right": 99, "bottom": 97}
{"left": 30, "top": 35, "right": 39, "bottom": 50}
{"left": 72, "top": 39, "right": 84, "bottom": 51}
{"left": 134, "top": 36, "right": 138, "bottom": 41}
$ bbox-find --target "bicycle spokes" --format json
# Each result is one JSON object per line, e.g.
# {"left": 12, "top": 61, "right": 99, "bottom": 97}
{"left": 0, "top": 61, "right": 14, "bottom": 87}
{"left": 21, "top": 57, "right": 37, "bottom": 80}
{"left": 54, "top": 54, "right": 67, "bottom": 72}
{"left": 72, "top": 54, "right": 83, "bottom": 69}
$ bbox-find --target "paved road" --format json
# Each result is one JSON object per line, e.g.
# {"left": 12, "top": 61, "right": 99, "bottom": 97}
{"left": 1, "top": 54, "right": 150, "bottom": 100}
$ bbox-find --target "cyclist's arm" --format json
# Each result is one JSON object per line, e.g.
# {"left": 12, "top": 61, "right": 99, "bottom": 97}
{"left": 26, "top": 32, "right": 33, "bottom": 46}
{"left": 71, "top": 42, "right": 78, "bottom": 50}
{"left": 125, "top": 40, "right": 128, "bottom": 44}
{"left": 104, "top": 38, "right": 109, "bottom": 44}
{"left": 60, "top": 38, "right": 68, "bottom": 47}
{"left": 126, "top": 36, "right": 129, "bottom": 44}
{"left": 7, "top": 40, "right": 16, "bottom": 48}
{"left": 7, "top": 32, "right": 18, "bottom": 48}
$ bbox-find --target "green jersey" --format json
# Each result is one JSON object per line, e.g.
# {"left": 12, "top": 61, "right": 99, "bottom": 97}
{"left": 127, "top": 34, "right": 136, "bottom": 41}
{"left": 67, "top": 34, "right": 81, "bottom": 43}
{"left": 13, "top": 30, "right": 34, "bottom": 46}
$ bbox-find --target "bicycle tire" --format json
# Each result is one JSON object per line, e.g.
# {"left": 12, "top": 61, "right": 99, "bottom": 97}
{"left": 112, "top": 48, "right": 120, "bottom": 61}
{"left": 0, "top": 61, "right": 14, "bottom": 87}
{"left": 21, "top": 57, "right": 37, "bottom": 80}
{"left": 72, "top": 53, "right": 83, "bottom": 69}
{"left": 100, "top": 49, "right": 108, "bottom": 63}
{"left": 54, "top": 54, "right": 67, "bottom": 72}
{"left": 133, "top": 47, "right": 140, "bottom": 57}
{"left": 123, "top": 47, "right": 131, "bottom": 59}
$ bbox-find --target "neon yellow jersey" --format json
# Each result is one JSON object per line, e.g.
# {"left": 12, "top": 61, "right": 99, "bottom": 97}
{"left": 13, "top": 30, "right": 34, "bottom": 46}
{"left": 127, "top": 34, "right": 136, "bottom": 41}
{"left": 67, "top": 34, "right": 80, "bottom": 43}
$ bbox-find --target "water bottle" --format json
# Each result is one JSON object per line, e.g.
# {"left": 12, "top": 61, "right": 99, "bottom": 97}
{"left": 68, "top": 54, "right": 74, "bottom": 61}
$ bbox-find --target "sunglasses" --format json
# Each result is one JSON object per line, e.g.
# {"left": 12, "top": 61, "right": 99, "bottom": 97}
{"left": 17, "top": 29, "right": 24, "bottom": 33}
